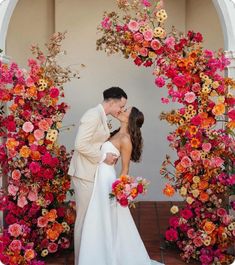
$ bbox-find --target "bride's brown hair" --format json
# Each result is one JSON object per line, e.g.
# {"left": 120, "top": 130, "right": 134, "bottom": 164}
{"left": 111, "top": 107, "right": 144, "bottom": 162}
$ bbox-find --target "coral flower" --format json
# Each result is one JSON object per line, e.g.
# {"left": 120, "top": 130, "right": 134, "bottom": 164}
{"left": 212, "top": 103, "right": 225, "bottom": 116}
{"left": 24, "top": 249, "right": 35, "bottom": 261}
{"left": 203, "top": 221, "right": 216, "bottom": 234}
{"left": 163, "top": 184, "right": 175, "bottom": 197}
{"left": 190, "top": 138, "right": 200, "bottom": 148}
{"left": 19, "top": 145, "right": 31, "bottom": 158}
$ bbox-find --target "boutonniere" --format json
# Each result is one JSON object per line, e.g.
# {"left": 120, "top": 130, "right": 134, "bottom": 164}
{"left": 107, "top": 119, "right": 112, "bottom": 130}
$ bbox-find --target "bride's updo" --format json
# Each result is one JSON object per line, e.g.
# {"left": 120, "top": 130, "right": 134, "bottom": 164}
{"left": 128, "top": 107, "right": 144, "bottom": 162}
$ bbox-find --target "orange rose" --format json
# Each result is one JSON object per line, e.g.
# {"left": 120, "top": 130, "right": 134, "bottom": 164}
{"left": 27, "top": 86, "right": 37, "bottom": 97}
{"left": 198, "top": 181, "right": 209, "bottom": 190}
{"left": 24, "top": 249, "right": 35, "bottom": 261}
{"left": 45, "top": 209, "right": 57, "bottom": 222}
{"left": 19, "top": 146, "right": 31, "bottom": 158}
{"left": 212, "top": 103, "right": 225, "bottom": 116}
{"left": 203, "top": 221, "right": 216, "bottom": 234}
{"left": 131, "top": 188, "right": 138, "bottom": 198}
{"left": 199, "top": 192, "right": 209, "bottom": 202}
{"left": 46, "top": 229, "right": 60, "bottom": 241}
{"left": 9, "top": 103, "right": 18, "bottom": 112}
{"left": 13, "top": 84, "right": 24, "bottom": 94}
{"left": 31, "top": 151, "right": 41, "bottom": 160}
{"left": 28, "top": 134, "right": 35, "bottom": 144}
{"left": 52, "top": 222, "right": 64, "bottom": 234}
{"left": 120, "top": 175, "right": 128, "bottom": 184}
{"left": 6, "top": 138, "right": 19, "bottom": 150}
{"left": 163, "top": 184, "right": 175, "bottom": 197}
{"left": 227, "top": 120, "right": 235, "bottom": 129}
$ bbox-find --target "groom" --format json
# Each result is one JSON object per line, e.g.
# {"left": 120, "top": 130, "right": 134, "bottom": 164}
{"left": 68, "top": 86, "right": 127, "bottom": 264}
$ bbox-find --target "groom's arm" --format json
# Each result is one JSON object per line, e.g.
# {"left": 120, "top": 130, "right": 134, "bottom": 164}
{"left": 74, "top": 110, "right": 102, "bottom": 164}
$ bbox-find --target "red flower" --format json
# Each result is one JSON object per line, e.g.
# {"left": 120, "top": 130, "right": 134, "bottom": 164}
{"left": 143, "top": 60, "right": 153, "bottom": 67}
{"left": 134, "top": 57, "right": 143, "bottom": 66}
{"left": 137, "top": 183, "right": 144, "bottom": 193}
{"left": 29, "top": 162, "right": 41, "bottom": 174}
{"left": 119, "top": 197, "right": 128, "bottom": 207}
{"left": 43, "top": 168, "right": 54, "bottom": 180}
{"left": 169, "top": 216, "right": 179, "bottom": 229}
{"left": 50, "top": 87, "right": 60, "bottom": 98}
{"left": 165, "top": 228, "right": 178, "bottom": 241}
{"left": 180, "top": 209, "right": 193, "bottom": 220}
{"left": 228, "top": 109, "right": 235, "bottom": 120}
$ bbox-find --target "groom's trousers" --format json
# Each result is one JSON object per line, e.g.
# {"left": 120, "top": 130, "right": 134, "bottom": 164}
{"left": 72, "top": 176, "right": 94, "bottom": 265}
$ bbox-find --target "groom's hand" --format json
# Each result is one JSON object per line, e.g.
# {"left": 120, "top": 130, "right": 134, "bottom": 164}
{"left": 104, "top": 153, "right": 118, "bottom": 165}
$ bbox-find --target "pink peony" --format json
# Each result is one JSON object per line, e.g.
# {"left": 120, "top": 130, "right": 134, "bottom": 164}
{"left": 143, "top": 29, "right": 153, "bottom": 41}
{"left": 8, "top": 184, "right": 19, "bottom": 196}
{"left": 49, "top": 87, "right": 60, "bottom": 98}
{"left": 8, "top": 223, "right": 22, "bottom": 237}
{"left": 128, "top": 20, "right": 140, "bottom": 32}
{"left": 165, "top": 36, "right": 175, "bottom": 49}
{"left": 9, "top": 239, "right": 22, "bottom": 252}
{"left": 211, "top": 157, "right": 224, "bottom": 168}
{"left": 181, "top": 156, "right": 192, "bottom": 168}
{"left": 22, "top": 121, "right": 34, "bottom": 133}
{"left": 155, "top": 76, "right": 165, "bottom": 88}
{"left": 228, "top": 109, "right": 235, "bottom": 120}
{"left": 133, "top": 32, "right": 144, "bottom": 43}
{"left": 217, "top": 208, "right": 227, "bottom": 217}
{"left": 37, "top": 216, "right": 48, "bottom": 228}
{"left": 151, "top": 39, "right": 161, "bottom": 50}
{"left": 180, "top": 209, "right": 193, "bottom": 220}
{"left": 17, "top": 196, "right": 28, "bottom": 208}
{"left": 193, "top": 237, "right": 203, "bottom": 247}
{"left": 173, "top": 75, "right": 187, "bottom": 87}
{"left": 34, "top": 129, "right": 44, "bottom": 141}
{"left": 48, "top": 242, "right": 58, "bottom": 253}
{"left": 184, "top": 92, "right": 196, "bottom": 103}
{"left": 192, "top": 83, "right": 201, "bottom": 92}
{"left": 202, "top": 143, "right": 212, "bottom": 152}
{"left": 29, "top": 162, "right": 41, "bottom": 174}
{"left": 187, "top": 228, "right": 196, "bottom": 239}
{"left": 12, "top": 169, "right": 21, "bottom": 181}
{"left": 190, "top": 150, "right": 201, "bottom": 161}
{"left": 165, "top": 228, "right": 178, "bottom": 241}
{"left": 60, "top": 237, "right": 70, "bottom": 249}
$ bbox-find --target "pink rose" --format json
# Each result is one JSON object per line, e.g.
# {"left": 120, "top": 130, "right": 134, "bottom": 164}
{"left": 193, "top": 236, "right": 203, "bottom": 247}
{"left": 161, "top": 98, "right": 169, "bottom": 104}
{"left": 133, "top": 32, "right": 144, "bottom": 43}
{"left": 155, "top": 76, "right": 165, "bottom": 88}
{"left": 143, "top": 29, "right": 153, "bottom": 41}
{"left": 165, "top": 36, "right": 175, "bottom": 49}
{"left": 17, "top": 196, "right": 28, "bottom": 208}
{"left": 190, "top": 150, "right": 201, "bottom": 161}
{"left": 60, "top": 237, "right": 70, "bottom": 249}
{"left": 38, "top": 119, "right": 50, "bottom": 131}
{"left": 192, "top": 83, "right": 201, "bottom": 92}
{"left": 165, "top": 228, "right": 178, "bottom": 241}
{"left": 202, "top": 142, "right": 211, "bottom": 152}
{"left": 9, "top": 240, "right": 22, "bottom": 252}
{"left": 37, "top": 216, "right": 48, "bottom": 228}
{"left": 128, "top": 20, "right": 140, "bottom": 32}
{"left": 139, "top": 47, "right": 148, "bottom": 57}
{"left": 112, "top": 180, "right": 121, "bottom": 190}
{"left": 12, "top": 169, "right": 21, "bottom": 181}
{"left": 187, "top": 228, "right": 196, "bottom": 239}
{"left": 50, "top": 87, "right": 60, "bottom": 98}
{"left": 203, "top": 158, "right": 211, "bottom": 167}
{"left": 48, "top": 242, "right": 58, "bottom": 253}
{"left": 28, "top": 190, "right": 38, "bottom": 202}
{"left": 34, "top": 129, "right": 44, "bottom": 141}
{"left": 181, "top": 156, "right": 192, "bottom": 168}
{"left": 211, "top": 157, "right": 224, "bottom": 168}
{"left": 22, "top": 121, "right": 34, "bottom": 133}
{"left": 217, "top": 208, "right": 227, "bottom": 217}
{"left": 151, "top": 39, "right": 161, "bottom": 50}
{"left": 222, "top": 215, "right": 231, "bottom": 225}
{"left": 184, "top": 92, "right": 196, "bottom": 103}
{"left": 8, "top": 184, "right": 19, "bottom": 196}
{"left": 8, "top": 223, "right": 22, "bottom": 237}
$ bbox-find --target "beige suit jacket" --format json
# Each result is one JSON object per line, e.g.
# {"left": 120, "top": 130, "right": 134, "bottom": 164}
{"left": 68, "top": 104, "right": 110, "bottom": 182}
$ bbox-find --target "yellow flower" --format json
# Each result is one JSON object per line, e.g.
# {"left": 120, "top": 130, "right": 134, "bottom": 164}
{"left": 148, "top": 51, "right": 156, "bottom": 59}
{"left": 212, "top": 81, "right": 219, "bottom": 89}
{"left": 203, "top": 236, "right": 211, "bottom": 246}
{"left": 19, "top": 146, "right": 31, "bottom": 158}
{"left": 218, "top": 96, "right": 225, "bottom": 103}
{"left": 170, "top": 205, "right": 179, "bottom": 214}
{"left": 153, "top": 27, "right": 165, "bottom": 38}
{"left": 192, "top": 189, "right": 200, "bottom": 198}
{"left": 212, "top": 103, "right": 225, "bottom": 116}
{"left": 204, "top": 78, "right": 212, "bottom": 85}
{"left": 193, "top": 176, "right": 200, "bottom": 183}
{"left": 41, "top": 249, "right": 48, "bottom": 257}
{"left": 180, "top": 186, "right": 187, "bottom": 196}
{"left": 186, "top": 197, "right": 194, "bottom": 204}
{"left": 187, "top": 105, "right": 194, "bottom": 111}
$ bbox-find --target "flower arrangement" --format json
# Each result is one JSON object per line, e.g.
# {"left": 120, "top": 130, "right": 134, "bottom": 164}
{"left": 97, "top": 0, "right": 235, "bottom": 264}
{"left": 110, "top": 175, "right": 149, "bottom": 208}
{"left": 0, "top": 32, "right": 78, "bottom": 264}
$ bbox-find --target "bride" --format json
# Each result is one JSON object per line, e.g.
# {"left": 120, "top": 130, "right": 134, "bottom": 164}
{"left": 78, "top": 106, "right": 164, "bottom": 265}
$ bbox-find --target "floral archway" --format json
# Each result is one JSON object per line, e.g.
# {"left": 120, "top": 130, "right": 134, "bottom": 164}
{"left": 96, "top": 0, "right": 235, "bottom": 264}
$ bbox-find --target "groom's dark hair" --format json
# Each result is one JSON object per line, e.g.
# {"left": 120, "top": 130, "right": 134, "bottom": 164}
{"left": 103, "top": 86, "right": 127, "bottom": 101}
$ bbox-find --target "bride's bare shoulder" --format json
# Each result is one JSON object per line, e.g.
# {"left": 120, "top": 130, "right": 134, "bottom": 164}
{"left": 120, "top": 133, "right": 131, "bottom": 146}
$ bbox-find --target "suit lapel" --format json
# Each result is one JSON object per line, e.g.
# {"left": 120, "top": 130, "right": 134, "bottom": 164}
{"left": 97, "top": 104, "right": 110, "bottom": 137}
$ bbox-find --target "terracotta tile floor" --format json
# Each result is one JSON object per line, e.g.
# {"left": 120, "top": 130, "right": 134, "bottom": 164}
{"left": 45, "top": 201, "right": 201, "bottom": 265}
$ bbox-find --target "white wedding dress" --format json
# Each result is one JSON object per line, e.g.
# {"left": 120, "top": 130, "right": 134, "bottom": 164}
{"left": 78, "top": 141, "right": 164, "bottom": 265}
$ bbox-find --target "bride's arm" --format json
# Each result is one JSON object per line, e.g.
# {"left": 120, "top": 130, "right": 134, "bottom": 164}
{"left": 120, "top": 136, "right": 132, "bottom": 175}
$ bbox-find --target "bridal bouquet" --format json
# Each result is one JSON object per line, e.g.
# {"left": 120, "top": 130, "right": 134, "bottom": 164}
{"left": 110, "top": 175, "right": 149, "bottom": 208}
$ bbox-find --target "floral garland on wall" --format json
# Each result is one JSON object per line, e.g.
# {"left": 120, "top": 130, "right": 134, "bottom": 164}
{"left": 0, "top": 32, "right": 77, "bottom": 264}
{"left": 97, "top": 0, "right": 235, "bottom": 264}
